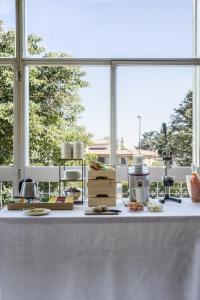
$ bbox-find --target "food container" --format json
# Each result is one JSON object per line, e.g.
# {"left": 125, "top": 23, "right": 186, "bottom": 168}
{"left": 147, "top": 202, "right": 163, "bottom": 212}
{"left": 73, "top": 142, "right": 84, "bottom": 159}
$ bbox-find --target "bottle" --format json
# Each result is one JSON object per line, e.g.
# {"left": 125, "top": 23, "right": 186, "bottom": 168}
{"left": 190, "top": 167, "right": 200, "bottom": 202}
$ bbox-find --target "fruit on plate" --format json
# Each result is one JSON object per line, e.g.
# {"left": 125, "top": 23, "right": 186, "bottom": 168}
{"left": 89, "top": 160, "right": 115, "bottom": 171}
{"left": 128, "top": 202, "right": 144, "bottom": 212}
{"left": 90, "top": 161, "right": 102, "bottom": 170}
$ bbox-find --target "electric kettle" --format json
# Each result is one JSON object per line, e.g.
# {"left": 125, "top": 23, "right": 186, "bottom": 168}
{"left": 19, "top": 179, "right": 38, "bottom": 202}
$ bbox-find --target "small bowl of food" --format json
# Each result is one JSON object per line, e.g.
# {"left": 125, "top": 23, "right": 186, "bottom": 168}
{"left": 65, "top": 187, "right": 81, "bottom": 200}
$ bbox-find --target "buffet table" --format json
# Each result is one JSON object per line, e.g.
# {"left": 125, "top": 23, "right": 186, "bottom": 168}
{"left": 0, "top": 199, "right": 200, "bottom": 300}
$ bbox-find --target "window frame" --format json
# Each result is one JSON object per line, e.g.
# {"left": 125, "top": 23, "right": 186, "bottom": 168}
{"left": 0, "top": 0, "right": 199, "bottom": 195}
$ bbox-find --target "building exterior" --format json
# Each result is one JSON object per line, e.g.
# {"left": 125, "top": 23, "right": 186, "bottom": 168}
{"left": 87, "top": 138, "right": 158, "bottom": 166}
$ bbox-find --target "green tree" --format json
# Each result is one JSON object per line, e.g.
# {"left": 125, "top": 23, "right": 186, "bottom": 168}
{"left": 0, "top": 21, "right": 92, "bottom": 165}
{"left": 169, "top": 90, "right": 192, "bottom": 166}
{"left": 141, "top": 90, "right": 192, "bottom": 166}
{"left": 140, "top": 131, "right": 159, "bottom": 151}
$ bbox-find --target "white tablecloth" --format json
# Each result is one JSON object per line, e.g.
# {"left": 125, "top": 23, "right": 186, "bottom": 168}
{"left": 0, "top": 199, "right": 200, "bottom": 300}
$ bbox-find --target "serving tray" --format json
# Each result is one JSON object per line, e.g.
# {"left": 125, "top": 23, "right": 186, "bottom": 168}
{"left": 7, "top": 202, "right": 73, "bottom": 210}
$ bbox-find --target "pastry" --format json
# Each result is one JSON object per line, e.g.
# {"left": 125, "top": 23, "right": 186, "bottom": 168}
{"left": 128, "top": 202, "right": 144, "bottom": 212}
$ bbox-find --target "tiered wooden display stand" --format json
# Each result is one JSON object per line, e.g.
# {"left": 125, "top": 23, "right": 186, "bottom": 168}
{"left": 88, "top": 169, "right": 116, "bottom": 207}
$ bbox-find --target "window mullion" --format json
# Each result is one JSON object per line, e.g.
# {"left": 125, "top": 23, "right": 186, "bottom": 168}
{"left": 110, "top": 63, "right": 117, "bottom": 167}
{"left": 193, "top": 0, "right": 200, "bottom": 167}
{"left": 14, "top": 0, "right": 28, "bottom": 196}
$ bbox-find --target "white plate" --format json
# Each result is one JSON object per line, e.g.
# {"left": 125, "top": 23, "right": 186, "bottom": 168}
{"left": 23, "top": 208, "right": 50, "bottom": 216}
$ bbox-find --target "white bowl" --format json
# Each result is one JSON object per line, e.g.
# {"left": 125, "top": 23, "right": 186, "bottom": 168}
{"left": 64, "top": 170, "right": 81, "bottom": 180}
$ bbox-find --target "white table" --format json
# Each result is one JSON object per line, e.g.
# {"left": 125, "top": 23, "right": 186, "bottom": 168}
{"left": 0, "top": 199, "right": 200, "bottom": 300}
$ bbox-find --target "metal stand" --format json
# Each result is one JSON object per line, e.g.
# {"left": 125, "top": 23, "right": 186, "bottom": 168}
{"left": 159, "top": 123, "right": 181, "bottom": 204}
{"left": 59, "top": 159, "right": 85, "bottom": 205}
{"left": 159, "top": 186, "right": 181, "bottom": 204}
{"left": 159, "top": 171, "right": 182, "bottom": 204}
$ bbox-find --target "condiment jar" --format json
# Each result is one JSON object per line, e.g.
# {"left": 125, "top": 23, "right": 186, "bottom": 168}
{"left": 61, "top": 142, "right": 73, "bottom": 159}
{"left": 73, "top": 142, "right": 84, "bottom": 159}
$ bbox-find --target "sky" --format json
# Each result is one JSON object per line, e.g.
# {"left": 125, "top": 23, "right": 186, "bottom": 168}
{"left": 0, "top": 0, "right": 193, "bottom": 147}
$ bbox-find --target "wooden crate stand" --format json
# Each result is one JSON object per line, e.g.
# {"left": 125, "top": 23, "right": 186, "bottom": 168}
{"left": 88, "top": 169, "right": 116, "bottom": 207}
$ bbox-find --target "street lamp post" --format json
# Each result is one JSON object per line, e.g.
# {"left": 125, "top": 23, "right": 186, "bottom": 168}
{"left": 137, "top": 115, "right": 141, "bottom": 155}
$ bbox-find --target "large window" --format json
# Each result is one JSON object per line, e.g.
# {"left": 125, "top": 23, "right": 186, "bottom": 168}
{"left": 0, "top": 66, "right": 14, "bottom": 165}
{"left": 117, "top": 66, "right": 193, "bottom": 166}
{"left": 0, "top": 0, "right": 15, "bottom": 57}
{"left": 28, "top": 65, "right": 110, "bottom": 165}
{"left": 0, "top": 0, "right": 199, "bottom": 196}
{"left": 26, "top": 0, "right": 192, "bottom": 58}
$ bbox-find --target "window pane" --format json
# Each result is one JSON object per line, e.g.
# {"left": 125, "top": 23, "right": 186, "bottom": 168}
{"left": 0, "top": 0, "right": 15, "bottom": 57}
{"left": 26, "top": 0, "right": 192, "bottom": 58}
{"left": 117, "top": 66, "right": 192, "bottom": 167}
{"left": 28, "top": 65, "right": 110, "bottom": 166}
{"left": 0, "top": 66, "right": 14, "bottom": 165}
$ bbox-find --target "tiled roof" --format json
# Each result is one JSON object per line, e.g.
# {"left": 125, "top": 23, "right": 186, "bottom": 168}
{"left": 88, "top": 148, "right": 156, "bottom": 157}
{"left": 87, "top": 149, "right": 110, "bottom": 155}
{"left": 87, "top": 139, "right": 157, "bottom": 158}
{"left": 91, "top": 139, "right": 110, "bottom": 145}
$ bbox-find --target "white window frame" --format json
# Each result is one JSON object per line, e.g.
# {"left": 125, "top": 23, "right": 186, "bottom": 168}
{"left": 0, "top": 0, "right": 200, "bottom": 195}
